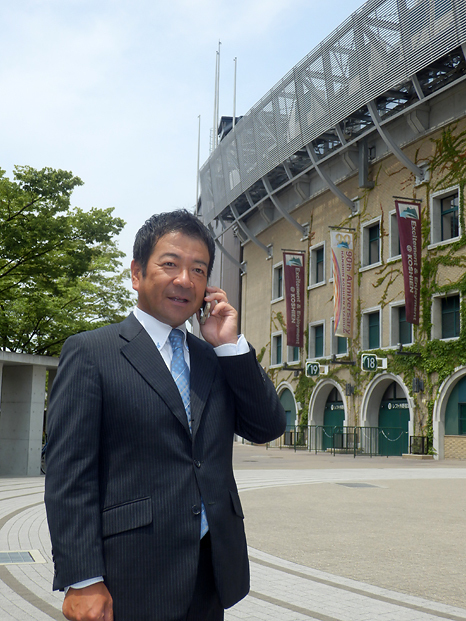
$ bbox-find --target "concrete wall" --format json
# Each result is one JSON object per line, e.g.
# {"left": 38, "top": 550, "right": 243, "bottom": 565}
{"left": 0, "top": 352, "right": 58, "bottom": 476}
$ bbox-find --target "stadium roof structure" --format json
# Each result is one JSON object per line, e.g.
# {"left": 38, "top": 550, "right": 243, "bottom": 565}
{"left": 199, "top": 0, "right": 466, "bottom": 265}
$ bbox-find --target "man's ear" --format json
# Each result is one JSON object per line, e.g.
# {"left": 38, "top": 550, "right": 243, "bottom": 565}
{"left": 131, "top": 260, "right": 143, "bottom": 291}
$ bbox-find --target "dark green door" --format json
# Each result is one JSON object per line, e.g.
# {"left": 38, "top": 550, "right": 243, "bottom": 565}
{"left": 445, "top": 377, "right": 466, "bottom": 435}
{"left": 378, "top": 400, "right": 409, "bottom": 455}
{"left": 459, "top": 403, "right": 466, "bottom": 435}
{"left": 323, "top": 403, "right": 344, "bottom": 451}
{"left": 280, "top": 389, "right": 296, "bottom": 445}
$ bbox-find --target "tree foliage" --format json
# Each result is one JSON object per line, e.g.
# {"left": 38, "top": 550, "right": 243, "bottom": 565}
{"left": 0, "top": 165, "right": 134, "bottom": 355}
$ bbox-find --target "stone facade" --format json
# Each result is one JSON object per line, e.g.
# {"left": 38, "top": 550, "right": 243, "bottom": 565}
{"left": 444, "top": 436, "right": 466, "bottom": 460}
{"left": 239, "top": 114, "right": 466, "bottom": 459}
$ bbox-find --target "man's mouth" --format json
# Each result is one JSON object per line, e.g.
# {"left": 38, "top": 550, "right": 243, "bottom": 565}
{"left": 169, "top": 296, "right": 189, "bottom": 304}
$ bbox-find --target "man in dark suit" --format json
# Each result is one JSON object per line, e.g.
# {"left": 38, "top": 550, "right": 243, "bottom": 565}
{"left": 45, "top": 210, "right": 286, "bottom": 621}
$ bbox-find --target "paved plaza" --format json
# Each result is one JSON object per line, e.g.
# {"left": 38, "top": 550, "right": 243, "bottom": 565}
{"left": 1, "top": 444, "right": 466, "bottom": 620}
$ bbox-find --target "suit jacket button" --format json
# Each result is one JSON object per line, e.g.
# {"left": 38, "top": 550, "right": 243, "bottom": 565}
{"left": 194, "top": 460, "right": 201, "bottom": 468}
{"left": 192, "top": 505, "right": 201, "bottom": 515}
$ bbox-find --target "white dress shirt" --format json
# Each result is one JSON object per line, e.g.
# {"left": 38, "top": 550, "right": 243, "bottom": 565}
{"left": 133, "top": 306, "right": 249, "bottom": 362}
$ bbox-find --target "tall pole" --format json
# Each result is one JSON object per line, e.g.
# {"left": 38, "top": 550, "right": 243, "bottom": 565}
{"left": 233, "top": 57, "right": 237, "bottom": 129}
{"left": 196, "top": 114, "right": 201, "bottom": 213}
{"left": 217, "top": 40, "right": 221, "bottom": 147}
{"left": 212, "top": 51, "right": 218, "bottom": 152}
{"left": 212, "top": 40, "right": 221, "bottom": 150}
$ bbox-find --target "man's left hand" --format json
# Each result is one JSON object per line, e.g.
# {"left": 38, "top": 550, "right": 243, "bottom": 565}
{"left": 198, "top": 286, "right": 238, "bottom": 347}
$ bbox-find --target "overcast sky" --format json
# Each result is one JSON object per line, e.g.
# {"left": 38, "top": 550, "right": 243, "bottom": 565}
{"left": 1, "top": 0, "right": 364, "bottom": 273}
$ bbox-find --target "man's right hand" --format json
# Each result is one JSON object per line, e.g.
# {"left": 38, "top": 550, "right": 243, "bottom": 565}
{"left": 62, "top": 582, "right": 113, "bottom": 621}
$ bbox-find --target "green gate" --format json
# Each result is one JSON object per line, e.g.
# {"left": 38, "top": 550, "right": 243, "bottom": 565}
{"left": 378, "top": 400, "right": 409, "bottom": 455}
{"left": 323, "top": 402, "right": 344, "bottom": 451}
{"left": 280, "top": 388, "right": 296, "bottom": 445}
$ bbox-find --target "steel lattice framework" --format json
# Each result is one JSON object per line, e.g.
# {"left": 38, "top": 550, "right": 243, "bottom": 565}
{"left": 200, "top": 0, "right": 466, "bottom": 234}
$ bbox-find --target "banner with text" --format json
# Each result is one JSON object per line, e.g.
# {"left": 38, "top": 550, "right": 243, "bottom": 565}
{"left": 395, "top": 199, "right": 421, "bottom": 324}
{"left": 331, "top": 231, "right": 354, "bottom": 338}
{"left": 283, "top": 252, "right": 305, "bottom": 347}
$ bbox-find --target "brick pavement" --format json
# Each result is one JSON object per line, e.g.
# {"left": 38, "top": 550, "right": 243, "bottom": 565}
{"left": 0, "top": 445, "right": 465, "bottom": 620}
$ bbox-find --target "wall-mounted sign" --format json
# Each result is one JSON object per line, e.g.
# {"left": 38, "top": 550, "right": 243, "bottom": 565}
{"left": 283, "top": 251, "right": 305, "bottom": 347}
{"left": 395, "top": 199, "right": 421, "bottom": 324}
{"left": 330, "top": 231, "right": 354, "bottom": 338}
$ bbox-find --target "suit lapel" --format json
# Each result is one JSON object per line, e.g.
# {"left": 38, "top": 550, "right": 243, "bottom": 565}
{"left": 187, "top": 333, "right": 217, "bottom": 438}
{"left": 119, "top": 314, "right": 191, "bottom": 435}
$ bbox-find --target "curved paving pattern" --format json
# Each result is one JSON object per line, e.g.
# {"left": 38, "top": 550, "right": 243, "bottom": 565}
{"left": 1, "top": 452, "right": 466, "bottom": 620}
{"left": 235, "top": 466, "right": 466, "bottom": 492}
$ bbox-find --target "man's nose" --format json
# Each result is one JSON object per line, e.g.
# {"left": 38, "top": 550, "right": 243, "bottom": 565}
{"left": 174, "top": 268, "right": 192, "bottom": 287}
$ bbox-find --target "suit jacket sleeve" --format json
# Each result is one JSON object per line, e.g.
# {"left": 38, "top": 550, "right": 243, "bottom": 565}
{"left": 216, "top": 345, "right": 286, "bottom": 443}
{"left": 44, "top": 333, "right": 107, "bottom": 590}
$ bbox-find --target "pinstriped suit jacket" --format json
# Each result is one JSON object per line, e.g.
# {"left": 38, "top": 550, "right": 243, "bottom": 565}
{"left": 44, "top": 313, "right": 286, "bottom": 621}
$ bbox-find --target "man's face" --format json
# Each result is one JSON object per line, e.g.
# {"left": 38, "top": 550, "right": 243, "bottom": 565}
{"left": 131, "top": 231, "right": 209, "bottom": 328}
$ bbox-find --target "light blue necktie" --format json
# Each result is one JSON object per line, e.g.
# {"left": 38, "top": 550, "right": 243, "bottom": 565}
{"left": 168, "top": 329, "right": 208, "bottom": 538}
{"left": 168, "top": 329, "right": 192, "bottom": 429}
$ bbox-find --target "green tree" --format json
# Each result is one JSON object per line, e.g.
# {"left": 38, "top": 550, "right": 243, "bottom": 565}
{"left": 0, "top": 165, "right": 134, "bottom": 355}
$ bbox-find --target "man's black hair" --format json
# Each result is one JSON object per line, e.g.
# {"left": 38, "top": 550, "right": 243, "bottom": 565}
{"left": 133, "top": 209, "right": 216, "bottom": 278}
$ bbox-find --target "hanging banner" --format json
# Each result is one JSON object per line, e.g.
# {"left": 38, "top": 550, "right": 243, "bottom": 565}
{"left": 395, "top": 199, "right": 421, "bottom": 325}
{"left": 330, "top": 231, "right": 354, "bottom": 338}
{"left": 283, "top": 251, "right": 305, "bottom": 347}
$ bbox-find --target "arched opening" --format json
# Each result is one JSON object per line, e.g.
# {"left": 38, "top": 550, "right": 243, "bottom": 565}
{"left": 360, "top": 374, "right": 411, "bottom": 456}
{"left": 308, "top": 380, "right": 347, "bottom": 452}
{"left": 433, "top": 367, "right": 466, "bottom": 459}
{"left": 309, "top": 380, "right": 348, "bottom": 426}
{"left": 445, "top": 376, "right": 466, "bottom": 435}
{"left": 442, "top": 374, "right": 466, "bottom": 459}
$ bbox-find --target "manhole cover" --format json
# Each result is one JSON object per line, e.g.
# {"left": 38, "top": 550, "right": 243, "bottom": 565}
{"left": 0, "top": 550, "right": 46, "bottom": 565}
{"left": 336, "top": 482, "right": 378, "bottom": 488}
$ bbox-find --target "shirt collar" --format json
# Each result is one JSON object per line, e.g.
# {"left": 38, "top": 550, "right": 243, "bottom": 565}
{"left": 133, "top": 306, "right": 187, "bottom": 351}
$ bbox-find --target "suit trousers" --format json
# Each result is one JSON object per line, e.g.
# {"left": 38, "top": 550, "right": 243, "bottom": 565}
{"left": 186, "top": 533, "right": 224, "bottom": 621}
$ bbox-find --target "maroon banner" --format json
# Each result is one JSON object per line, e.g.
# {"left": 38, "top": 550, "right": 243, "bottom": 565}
{"left": 283, "top": 252, "right": 305, "bottom": 347}
{"left": 395, "top": 199, "right": 421, "bottom": 325}
{"left": 330, "top": 231, "right": 354, "bottom": 338}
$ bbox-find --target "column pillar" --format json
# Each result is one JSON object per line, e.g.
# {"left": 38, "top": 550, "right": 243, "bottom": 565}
{"left": 0, "top": 365, "right": 47, "bottom": 476}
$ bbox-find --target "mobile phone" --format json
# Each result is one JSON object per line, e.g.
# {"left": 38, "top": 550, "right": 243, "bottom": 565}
{"left": 199, "top": 296, "right": 211, "bottom": 325}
